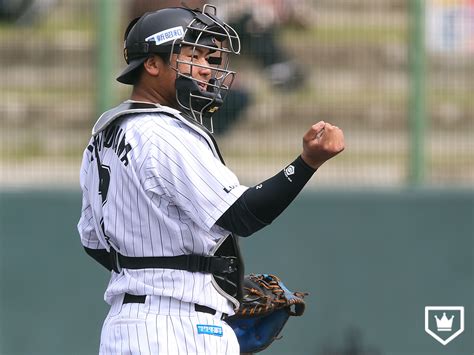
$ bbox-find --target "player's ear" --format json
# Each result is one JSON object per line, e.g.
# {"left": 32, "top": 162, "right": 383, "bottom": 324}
{"left": 143, "top": 55, "right": 163, "bottom": 77}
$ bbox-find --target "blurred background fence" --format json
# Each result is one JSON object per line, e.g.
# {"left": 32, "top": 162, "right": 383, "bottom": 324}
{"left": 0, "top": 0, "right": 472, "bottom": 188}
{"left": 0, "top": 1, "right": 473, "bottom": 355}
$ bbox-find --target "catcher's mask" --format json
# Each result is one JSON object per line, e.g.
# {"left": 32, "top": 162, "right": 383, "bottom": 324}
{"left": 117, "top": 4, "right": 241, "bottom": 132}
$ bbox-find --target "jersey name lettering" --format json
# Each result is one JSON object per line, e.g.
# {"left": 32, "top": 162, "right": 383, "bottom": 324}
{"left": 89, "top": 124, "right": 132, "bottom": 166}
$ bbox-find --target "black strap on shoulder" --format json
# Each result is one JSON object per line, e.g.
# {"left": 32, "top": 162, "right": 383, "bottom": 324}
{"left": 127, "top": 102, "right": 158, "bottom": 109}
{"left": 109, "top": 247, "right": 238, "bottom": 275}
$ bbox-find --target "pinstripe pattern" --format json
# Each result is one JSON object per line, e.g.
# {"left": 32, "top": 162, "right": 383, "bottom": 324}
{"left": 78, "top": 106, "right": 246, "bottom": 354}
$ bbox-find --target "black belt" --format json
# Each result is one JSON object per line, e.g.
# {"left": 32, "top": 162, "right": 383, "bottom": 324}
{"left": 122, "top": 293, "right": 227, "bottom": 319}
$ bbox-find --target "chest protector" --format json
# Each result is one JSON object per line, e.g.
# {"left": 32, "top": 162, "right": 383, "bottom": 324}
{"left": 91, "top": 100, "right": 244, "bottom": 309}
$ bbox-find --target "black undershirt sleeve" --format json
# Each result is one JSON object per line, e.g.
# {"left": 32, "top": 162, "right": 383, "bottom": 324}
{"left": 216, "top": 155, "right": 316, "bottom": 237}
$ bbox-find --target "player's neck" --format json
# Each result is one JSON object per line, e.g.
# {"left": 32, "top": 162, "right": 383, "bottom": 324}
{"left": 130, "top": 86, "right": 176, "bottom": 109}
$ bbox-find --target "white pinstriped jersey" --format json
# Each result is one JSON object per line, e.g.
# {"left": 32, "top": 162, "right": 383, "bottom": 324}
{"left": 78, "top": 102, "right": 248, "bottom": 316}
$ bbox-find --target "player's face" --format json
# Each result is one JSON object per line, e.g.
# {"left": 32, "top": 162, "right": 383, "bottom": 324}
{"left": 175, "top": 45, "right": 214, "bottom": 90}
{"left": 153, "top": 45, "right": 219, "bottom": 110}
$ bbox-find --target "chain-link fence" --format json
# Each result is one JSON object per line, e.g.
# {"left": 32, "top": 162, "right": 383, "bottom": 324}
{"left": 0, "top": 0, "right": 472, "bottom": 188}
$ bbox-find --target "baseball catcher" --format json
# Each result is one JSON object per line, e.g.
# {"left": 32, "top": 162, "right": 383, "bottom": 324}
{"left": 77, "top": 2, "right": 344, "bottom": 353}
{"left": 226, "top": 274, "right": 307, "bottom": 353}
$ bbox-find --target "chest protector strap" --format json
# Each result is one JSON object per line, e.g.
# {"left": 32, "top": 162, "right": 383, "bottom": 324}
{"left": 109, "top": 248, "right": 238, "bottom": 275}
{"left": 108, "top": 233, "right": 243, "bottom": 306}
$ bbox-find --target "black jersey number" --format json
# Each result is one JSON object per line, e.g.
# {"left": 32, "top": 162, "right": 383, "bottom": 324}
{"left": 98, "top": 164, "right": 111, "bottom": 205}
{"left": 91, "top": 138, "right": 111, "bottom": 206}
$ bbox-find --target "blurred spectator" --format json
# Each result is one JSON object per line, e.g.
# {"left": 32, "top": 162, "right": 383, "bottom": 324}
{"left": 0, "top": 0, "right": 56, "bottom": 25}
{"left": 0, "top": 0, "right": 32, "bottom": 22}
{"left": 217, "top": 0, "right": 308, "bottom": 90}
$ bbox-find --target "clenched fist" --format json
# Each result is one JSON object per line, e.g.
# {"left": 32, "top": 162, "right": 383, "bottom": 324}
{"left": 300, "top": 121, "right": 345, "bottom": 170}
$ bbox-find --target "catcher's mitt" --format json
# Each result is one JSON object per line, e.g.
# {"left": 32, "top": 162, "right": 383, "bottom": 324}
{"left": 225, "top": 273, "right": 307, "bottom": 353}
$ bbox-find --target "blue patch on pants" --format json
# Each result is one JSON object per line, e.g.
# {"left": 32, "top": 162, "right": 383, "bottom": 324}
{"left": 197, "top": 324, "right": 223, "bottom": 337}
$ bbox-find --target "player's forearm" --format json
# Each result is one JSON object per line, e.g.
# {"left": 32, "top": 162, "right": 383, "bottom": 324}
{"left": 242, "top": 155, "right": 316, "bottom": 223}
{"left": 216, "top": 155, "right": 316, "bottom": 237}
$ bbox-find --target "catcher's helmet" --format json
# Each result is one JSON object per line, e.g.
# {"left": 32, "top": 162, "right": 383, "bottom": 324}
{"left": 117, "top": 4, "right": 240, "bottom": 131}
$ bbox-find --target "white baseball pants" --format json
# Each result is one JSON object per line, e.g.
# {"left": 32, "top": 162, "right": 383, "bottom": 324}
{"left": 99, "top": 294, "right": 239, "bottom": 355}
